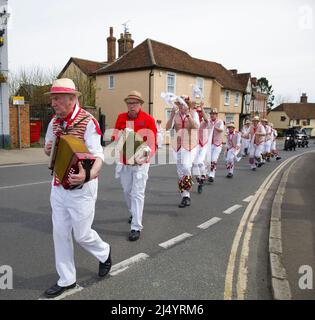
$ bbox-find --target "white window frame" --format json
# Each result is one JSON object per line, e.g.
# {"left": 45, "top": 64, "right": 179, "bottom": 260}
{"left": 225, "top": 113, "right": 234, "bottom": 124}
{"left": 167, "top": 72, "right": 176, "bottom": 94}
{"left": 235, "top": 92, "right": 240, "bottom": 107}
{"left": 224, "top": 90, "right": 230, "bottom": 106}
{"left": 108, "top": 75, "right": 115, "bottom": 90}
{"left": 196, "top": 77, "right": 204, "bottom": 94}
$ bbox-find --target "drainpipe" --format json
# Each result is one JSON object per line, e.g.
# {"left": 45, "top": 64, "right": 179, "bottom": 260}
{"left": 148, "top": 68, "right": 154, "bottom": 115}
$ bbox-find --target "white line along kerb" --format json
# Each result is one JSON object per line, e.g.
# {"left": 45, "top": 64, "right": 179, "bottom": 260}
{"left": 159, "top": 233, "right": 193, "bottom": 249}
{"left": 197, "top": 217, "right": 222, "bottom": 230}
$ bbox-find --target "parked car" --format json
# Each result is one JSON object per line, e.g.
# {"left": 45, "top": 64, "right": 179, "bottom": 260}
{"left": 284, "top": 128, "right": 297, "bottom": 151}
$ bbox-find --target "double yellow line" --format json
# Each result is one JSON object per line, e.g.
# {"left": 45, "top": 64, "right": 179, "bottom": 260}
{"left": 224, "top": 151, "right": 313, "bottom": 300}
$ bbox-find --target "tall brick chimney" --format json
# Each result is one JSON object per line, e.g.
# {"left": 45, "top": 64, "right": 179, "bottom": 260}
{"left": 229, "top": 69, "right": 238, "bottom": 75}
{"left": 118, "top": 31, "right": 134, "bottom": 58}
{"left": 107, "top": 27, "right": 116, "bottom": 63}
{"left": 300, "top": 93, "right": 308, "bottom": 103}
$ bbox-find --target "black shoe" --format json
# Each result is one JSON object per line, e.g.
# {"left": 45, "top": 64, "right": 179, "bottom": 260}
{"left": 276, "top": 156, "right": 281, "bottom": 161}
{"left": 208, "top": 177, "right": 214, "bottom": 183}
{"left": 226, "top": 173, "right": 233, "bottom": 178}
{"left": 252, "top": 167, "right": 256, "bottom": 171}
{"left": 128, "top": 216, "right": 132, "bottom": 224}
{"left": 99, "top": 248, "right": 112, "bottom": 277}
{"left": 257, "top": 163, "right": 263, "bottom": 168}
{"left": 44, "top": 282, "right": 76, "bottom": 298}
{"left": 197, "top": 184, "right": 203, "bottom": 194}
{"left": 266, "top": 158, "right": 270, "bottom": 162}
{"left": 178, "top": 197, "right": 188, "bottom": 208}
{"left": 129, "top": 230, "right": 140, "bottom": 241}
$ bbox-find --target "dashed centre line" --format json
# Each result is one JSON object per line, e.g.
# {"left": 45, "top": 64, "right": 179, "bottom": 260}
{"left": 109, "top": 253, "right": 150, "bottom": 276}
{"left": 223, "top": 204, "right": 243, "bottom": 215}
{"left": 243, "top": 195, "right": 254, "bottom": 203}
{"left": 159, "top": 233, "right": 193, "bottom": 249}
{"left": 197, "top": 217, "right": 222, "bottom": 229}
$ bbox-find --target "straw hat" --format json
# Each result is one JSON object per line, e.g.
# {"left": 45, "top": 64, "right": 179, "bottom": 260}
{"left": 245, "top": 119, "right": 251, "bottom": 125}
{"left": 252, "top": 116, "right": 260, "bottom": 122}
{"left": 210, "top": 108, "right": 218, "bottom": 114}
{"left": 261, "top": 118, "right": 269, "bottom": 123}
{"left": 124, "top": 91, "right": 144, "bottom": 104}
{"left": 45, "top": 78, "right": 81, "bottom": 96}
{"left": 226, "top": 122, "right": 236, "bottom": 128}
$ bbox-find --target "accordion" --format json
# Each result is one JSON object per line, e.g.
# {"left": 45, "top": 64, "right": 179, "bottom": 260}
{"left": 49, "top": 135, "right": 96, "bottom": 189}
{"left": 116, "top": 128, "right": 151, "bottom": 165}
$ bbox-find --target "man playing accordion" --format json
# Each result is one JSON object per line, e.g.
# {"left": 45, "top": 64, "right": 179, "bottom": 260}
{"left": 43, "top": 78, "right": 111, "bottom": 298}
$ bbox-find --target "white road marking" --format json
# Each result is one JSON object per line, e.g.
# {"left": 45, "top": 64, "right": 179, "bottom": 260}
{"left": 197, "top": 217, "right": 222, "bottom": 230}
{"left": 109, "top": 253, "right": 150, "bottom": 276}
{"left": 0, "top": 181, "right": 51, "bottom": 190}
{"left": 0, "top": 162, "right": 47, "bottom": 169}
{"left": 223, "top": 205, "right": 243, "bottom": 215}
{"left": 242, "top": 195, "right": 254, "bottom": 203}
{"left": 38, "top": 284, "right": 84, "bottom": 300}
{"left": 159, "top": 233, "right": 193, "bottom": 249}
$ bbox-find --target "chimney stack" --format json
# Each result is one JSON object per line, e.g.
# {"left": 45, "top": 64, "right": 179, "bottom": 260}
{"left": 300, "top": 93, "right": 308, "bottom": 103}
{"left": 229, "top": 69, "right": 238, "bottom": 75}
{"left": 107, "top": 27, "right": 116, "bottom": 63}
{"left": 118, "top": 31, "right": 134, "bottom": 58}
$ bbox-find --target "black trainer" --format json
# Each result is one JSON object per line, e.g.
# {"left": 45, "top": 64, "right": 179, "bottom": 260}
{"left": 44, "top": 282, "right": 76, "bottom": 298}
{"left": 208, "top": 177, "right": 214, "bottom": 183}
{"left": 129, "top": 230, "right": 140, "bottom": 241}
{"left": 226, "top": 173, "right": 233, "bottom": 178}
{"left": 99, "top": 248, "right": 112, "bottom": 277}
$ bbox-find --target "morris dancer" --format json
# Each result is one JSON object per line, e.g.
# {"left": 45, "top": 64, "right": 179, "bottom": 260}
{"left": 166, "top": 95, "right": 200, "bottom": 208}
{"left": 261, "top": 118, "right": 272, "bottom": 162}
{"left": 225, "top": 122, "right": 241, "bottom": 178}
{"left": 112, "top": 91, "right": 157, "bottom": 242}
{"left": 43, "top": 79, "right": 111, "bottom": 298}
{"left": 249, "top": 116, "right": 266, "bottom": 171}
{"left": 270, "top": 123, "right": 281, "bottom": 161}
{"left": 240, "top": 119, "right": 251, "bottom": 157}
{"left": 156, "top": 120, "right": 164, "bottom": 149}
{"left": 205, "top": 108, "right": 225, "bottom": 183}
{"left": 192, "top": 102, "right": 209, "bottom": 194}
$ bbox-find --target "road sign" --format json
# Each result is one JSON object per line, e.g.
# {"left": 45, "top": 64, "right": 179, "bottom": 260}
{"left": 12, "top": 96, "right": 25, "bottom": 105}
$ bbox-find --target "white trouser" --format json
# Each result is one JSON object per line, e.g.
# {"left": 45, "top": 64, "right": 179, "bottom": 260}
{"left": 174, "top": 147, "right": 197, "bottom": 198}
{"left": 249, "top": 144, "right": 264, "bottom": 169}
{"left": 157, "top": 132, "right": 164, "bottom": 148}
{"left": 225, "top": 148, "right": 240, "bottom": 174}
{"left": 116, "top": 163, "right": 150, "bottom": 231}
{"left": 271, "top": 140, "right": 277, "bottom": 151}
{"left": 264, "top": 140, "right": 272, "bottom": 154}
{"left": 241, "top": 138, "right": 250, "bottom": 156}
{"left": 50, "top": 179, "right": 110, "bottom": 287}
{"left": 207, "top": 144, "right": 222, "bottom": 178}
{"left": 192, "top": 144, "right": 207, "bottom": 178}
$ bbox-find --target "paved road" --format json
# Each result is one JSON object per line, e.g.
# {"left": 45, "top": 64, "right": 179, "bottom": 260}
{"left": 0, "top": 144, "right": 314, "bottom": 300}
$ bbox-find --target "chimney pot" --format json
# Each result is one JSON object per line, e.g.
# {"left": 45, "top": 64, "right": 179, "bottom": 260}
{"left": 300, "top": 93, "right": 308, "bottom": 103}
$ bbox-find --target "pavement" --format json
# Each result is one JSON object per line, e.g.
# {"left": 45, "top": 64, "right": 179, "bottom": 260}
{"left": 0, "top": 141, "right": 314, "bottom": 300}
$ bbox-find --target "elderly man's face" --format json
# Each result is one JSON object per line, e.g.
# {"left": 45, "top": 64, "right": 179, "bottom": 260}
{"left": 50, "top": 94, "right": 75, "bottom": 117}
{"left": 126, "top": 99, "right": 141, "bottom": 119}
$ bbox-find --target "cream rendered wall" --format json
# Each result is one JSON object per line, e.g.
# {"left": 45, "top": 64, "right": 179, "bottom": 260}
{"left": 267, "top": 111, "right": 290, "bottom": 129}
{"left": 96, "top": 70, "right": 150, "bottom": 129}
{"left": 60, "top": 62, "right": 89, "bottom": 82}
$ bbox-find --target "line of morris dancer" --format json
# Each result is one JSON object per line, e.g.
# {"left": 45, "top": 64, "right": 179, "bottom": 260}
{"left": 249, "top": 116, "right": 266, "bottom": 171}
{"left": 205, "top": 108, "right": 225, "bottom": 183}
{"left": 165, "top": 95, "right": 200, "bottom": 208}
{"left": 240, "top": 119, "right": 251, "bottom": 157}
{"left": 225, "top": 122, "right": 242, "bottom": 178}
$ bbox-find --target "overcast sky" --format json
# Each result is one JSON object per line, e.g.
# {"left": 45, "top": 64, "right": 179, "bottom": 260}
{"left": 7, "top": 0, "right": 315, "bottom": 104}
